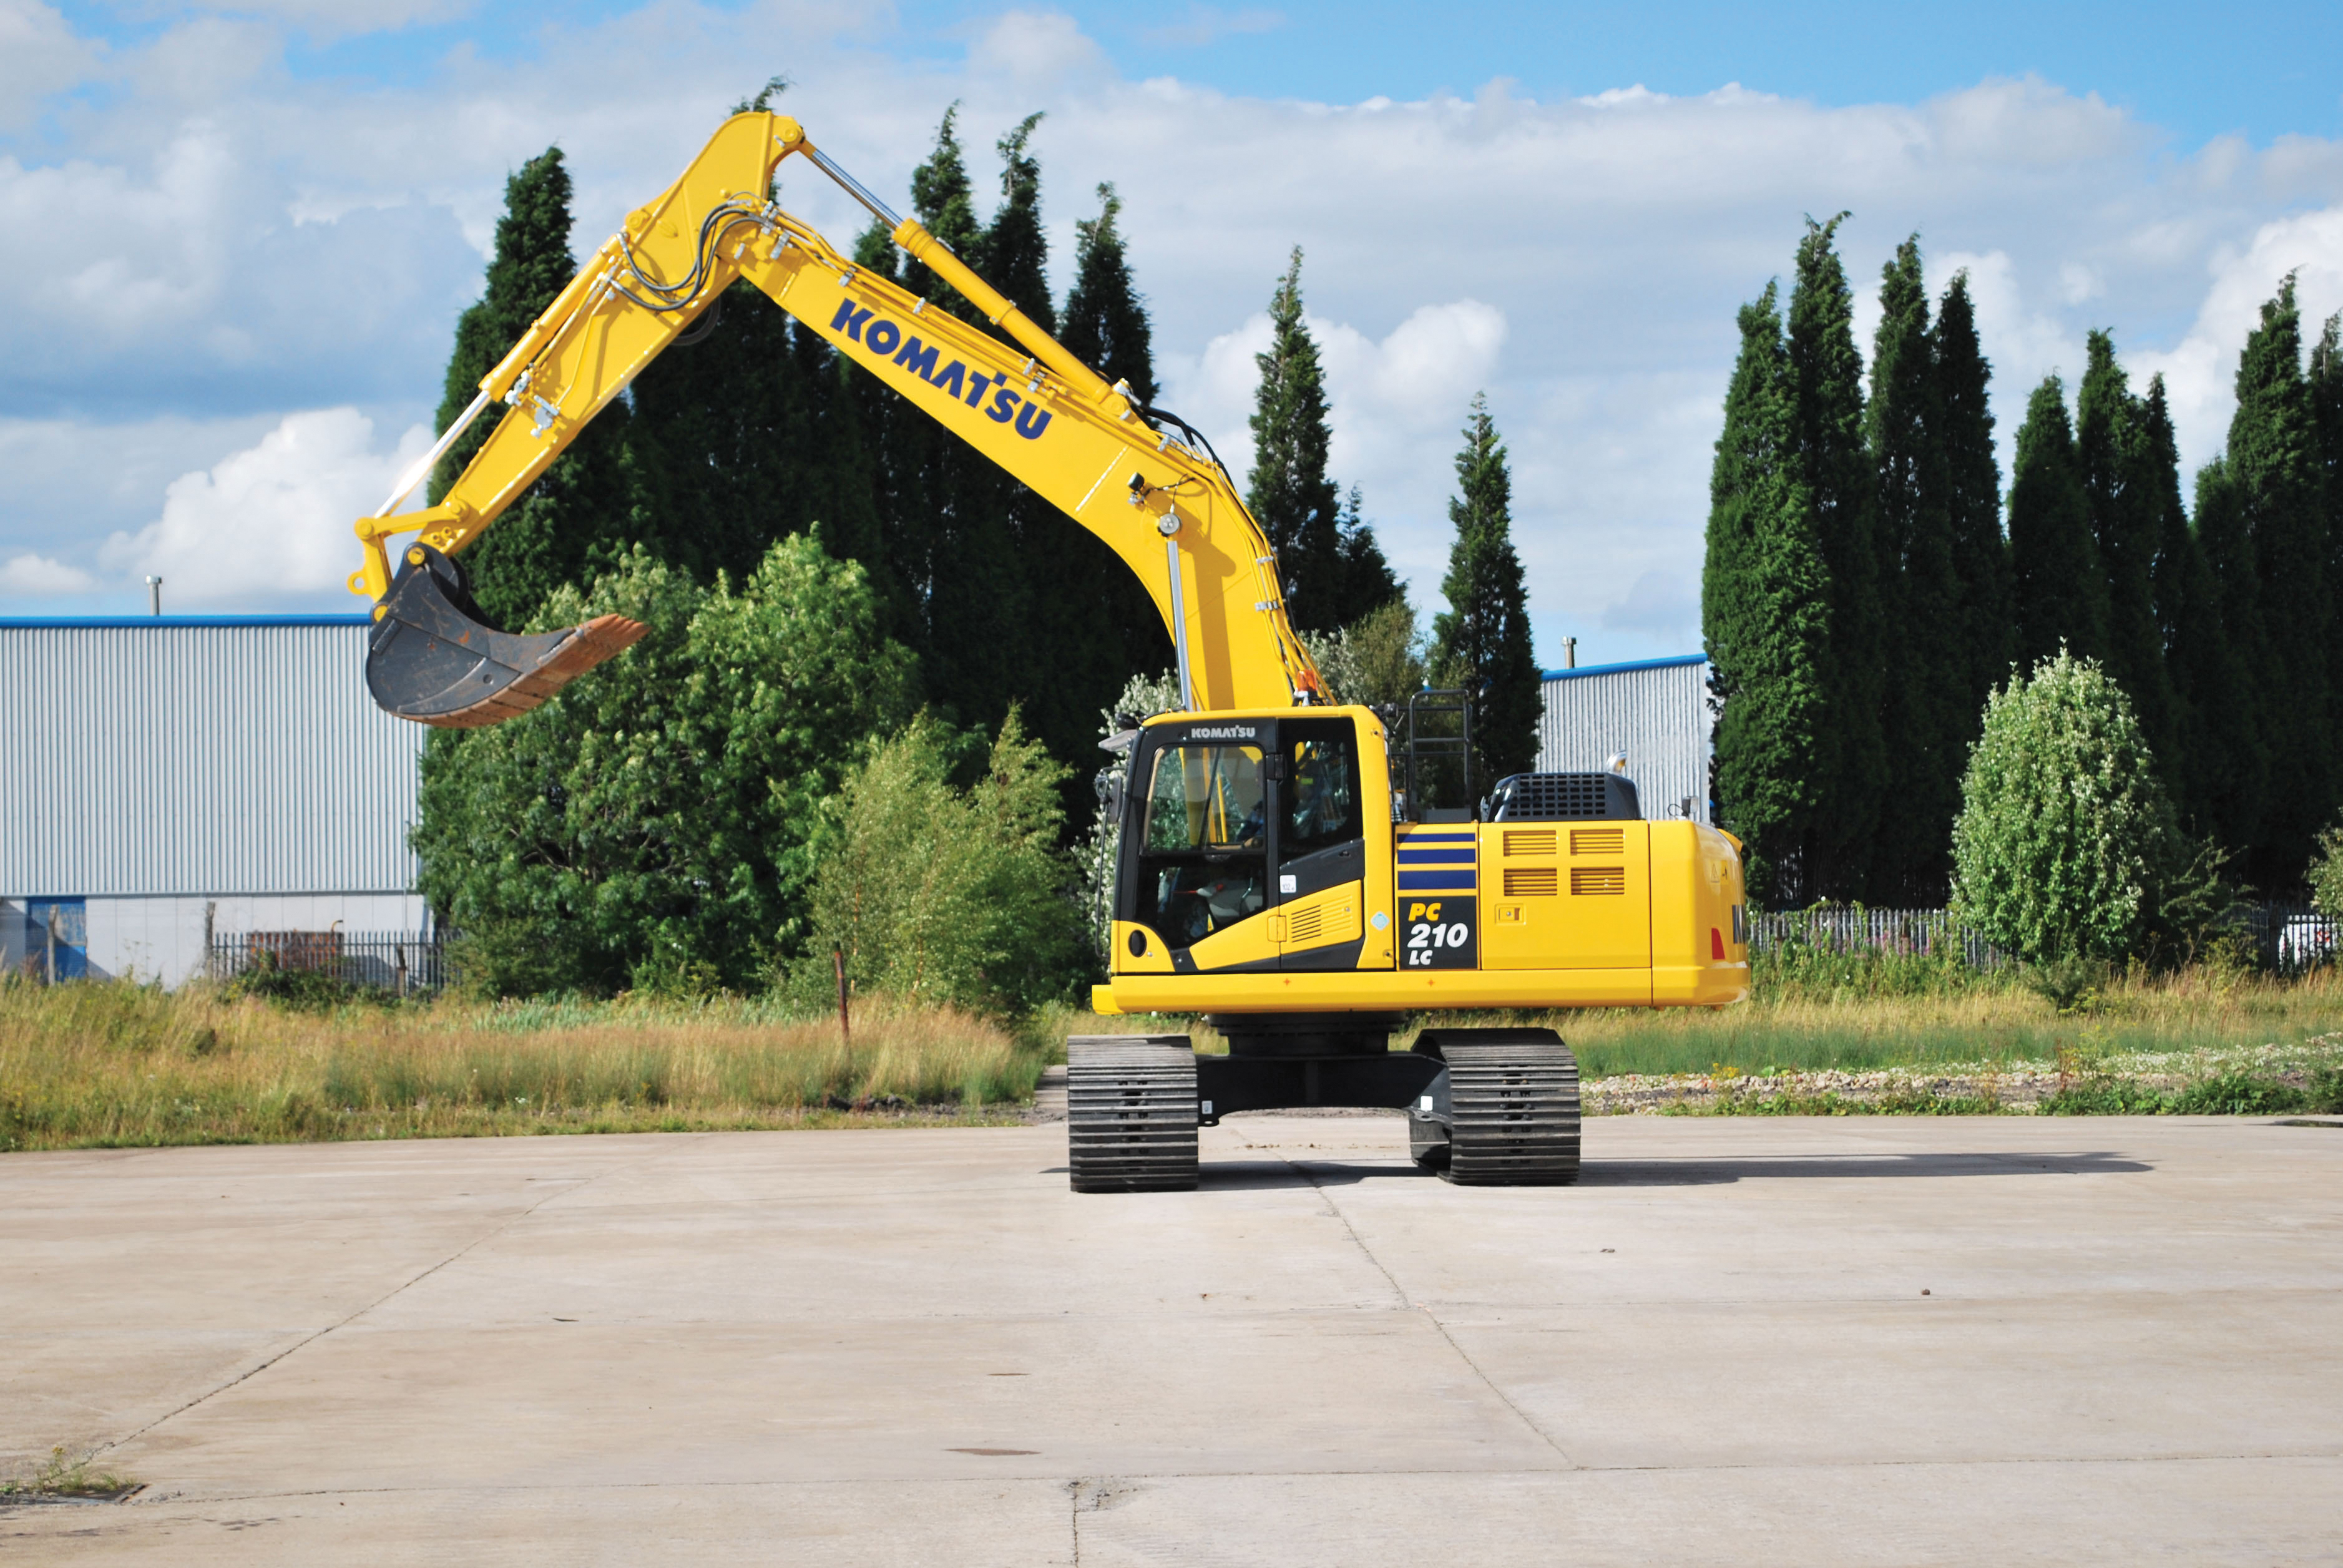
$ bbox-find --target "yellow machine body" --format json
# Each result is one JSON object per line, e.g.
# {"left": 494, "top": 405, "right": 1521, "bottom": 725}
{"left": 1092, "top": 706, "right": 1746, "bottom": 1016}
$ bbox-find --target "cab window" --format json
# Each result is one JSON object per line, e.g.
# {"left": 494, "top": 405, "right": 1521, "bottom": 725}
{"left": 1279, "top": 728, "right": 1361, "bottom": 864}
{"left": 1135, "top": 743, "right": 1267, "bottom": 946}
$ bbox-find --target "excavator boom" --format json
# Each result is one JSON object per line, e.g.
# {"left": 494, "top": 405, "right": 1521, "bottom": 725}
{"left": 353, "top": 112, "right": 1324, "bottom": 724}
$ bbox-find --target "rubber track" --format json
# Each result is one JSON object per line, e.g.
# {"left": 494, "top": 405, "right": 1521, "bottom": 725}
{"left": 1067, "top": 1036, "right": 1198, "bottom": 1193}
{"left": 1442, "top": 1040, "right": 1581, "bottom": 1186}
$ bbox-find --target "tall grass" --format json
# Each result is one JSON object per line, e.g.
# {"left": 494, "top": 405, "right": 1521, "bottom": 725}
{"left": 0, "top": 979, "right": 1041, "bottom": 1152}
{"left": 1472, "top": 959, "right": 2343, "bottom": 1079}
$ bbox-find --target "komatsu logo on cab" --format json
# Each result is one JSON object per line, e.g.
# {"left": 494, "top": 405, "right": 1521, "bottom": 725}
{"left": 829, "top": 299, "right": 1053, "bottom": 441}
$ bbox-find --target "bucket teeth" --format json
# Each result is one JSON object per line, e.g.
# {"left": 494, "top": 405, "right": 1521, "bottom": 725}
{"left": 364, "top": 543, "right": 646, "bottom": 728}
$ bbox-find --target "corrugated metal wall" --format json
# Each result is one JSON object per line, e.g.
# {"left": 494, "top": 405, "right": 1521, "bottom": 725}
{"left": 0, "top": 617, "right": 424, "bottom": 895}
{"left": 1536, "top": 656, "right": 1711, "bottom": 824}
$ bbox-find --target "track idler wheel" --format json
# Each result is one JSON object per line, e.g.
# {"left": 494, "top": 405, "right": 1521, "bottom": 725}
{"left": 1066, "top": 1035, "right": 1199, "bottom": 1193}
{"left": 365, "top": 542, "right": 646, "bottom": 728}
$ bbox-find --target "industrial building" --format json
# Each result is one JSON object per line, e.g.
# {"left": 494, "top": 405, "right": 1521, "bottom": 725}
{"left": 1535, "top": 654, "right": 1712, "bottom": 824}
{"left": 1, "top": 616, "right": 428, "bottom": 986}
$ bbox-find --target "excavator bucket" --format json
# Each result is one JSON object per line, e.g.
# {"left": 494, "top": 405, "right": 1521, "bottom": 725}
{"left": 364, "top": 543, "right": 647, "bottom": 728}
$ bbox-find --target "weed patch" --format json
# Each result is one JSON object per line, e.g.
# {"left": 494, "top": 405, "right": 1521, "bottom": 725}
{"left": 2, "top": 1446, "right": 137, "bottom": 1501}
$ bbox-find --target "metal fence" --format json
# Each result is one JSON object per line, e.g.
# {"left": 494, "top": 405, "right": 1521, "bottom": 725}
{"left": 1750, "top": 904, "right": 2337, "bottom": 975}
{"left": 205, "top": 930, "right": 449, "bottom": 995}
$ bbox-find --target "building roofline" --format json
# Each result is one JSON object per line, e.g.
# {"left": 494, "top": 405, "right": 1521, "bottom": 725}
{"left": 1542, "top": 653, "right": 1706, "bottom": 682}
{"left": 0, "top": 615, "right": 374, "bottom": 629}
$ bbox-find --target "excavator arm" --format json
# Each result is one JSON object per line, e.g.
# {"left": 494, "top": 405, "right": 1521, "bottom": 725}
{"left": 356, "top": 112, "right": 1326, "bottom": 726}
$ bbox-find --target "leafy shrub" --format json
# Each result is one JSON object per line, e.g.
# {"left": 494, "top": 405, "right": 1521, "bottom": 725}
{"left": 222, "top": 953, "right": 394, "bottom": 1013}
{"left": 2310, "top": 819, "right": 2343, "bottom": 926}
{"left": 1950, "top": 650, "right": 2179, "bottom": 966}
{"left": 803, "top": 708, "right": 1088, "bottom": 1016}
{"left": 414, "top": 533, "right": 915, "bottom": 996}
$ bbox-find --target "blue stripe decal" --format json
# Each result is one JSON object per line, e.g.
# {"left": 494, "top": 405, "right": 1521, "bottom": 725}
{"left": 1398, "top": 871, "right": 1477, "bottom": 891}
{"left": 1397, "top": 849, "right": 1474, "bottom": 864}
{"left": 1401, "top": 832, "right": 1475, "bottom": 842}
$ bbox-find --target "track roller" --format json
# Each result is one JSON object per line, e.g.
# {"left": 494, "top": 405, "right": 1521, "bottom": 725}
{"left": 1066, "top": 1036, "right": 1198, "bottom": 1193}
{"left": 1413, "top": 1029, "right": 1581, "bottom": 1186}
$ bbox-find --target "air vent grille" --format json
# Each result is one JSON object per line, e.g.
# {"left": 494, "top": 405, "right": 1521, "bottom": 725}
{"left": 1288, "top": 906, "right": 1324, "bottom": 945}
{"left": 1503, "top": 867, "right": 1558, "bottom": 897}
{"left": 1487, "top": 771, "right": 1641, "bottom": 821}
{"left": 1570, "top": 828, "right": 1625, "bottom": 855}
{"left": 1571, "top": 866, "right": 1627, "bottom": 896}
{"left": 1502, "top": 829, "right": 1557, "bottom": 857}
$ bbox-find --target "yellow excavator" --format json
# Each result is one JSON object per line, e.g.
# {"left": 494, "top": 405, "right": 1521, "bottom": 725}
{"left": 349, "top": 112, "right": 1749, "bottom": 1191}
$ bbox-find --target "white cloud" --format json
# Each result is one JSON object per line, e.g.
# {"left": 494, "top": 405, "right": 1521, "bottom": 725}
{"left": 1140, "top": 7, "right": 1283, "bottom": 49}
{"left": 1162, "top": 296, "right": 1507, "bottom": 532}
{"left": 100, "top": 409, "right": 429, "bottom": 605}
{"left": 0, "top": 1, "right": 98, "bottom": 129}
{"left": 0, "top": 552, "right": 95, "bottom": 593}
{"left": 2133, "top": 207, "right": 2343, "bottom": 477}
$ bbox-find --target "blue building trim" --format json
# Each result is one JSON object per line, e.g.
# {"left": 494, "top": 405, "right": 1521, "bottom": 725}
{"left": 0, "top": 615, "right": 374, "bottom": 629}
{"left": 1540, "top": 653, "right": 1706, "bottom": 682}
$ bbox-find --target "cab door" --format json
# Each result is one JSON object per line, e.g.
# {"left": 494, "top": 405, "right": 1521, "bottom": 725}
{"left": 1273, "top": 718, "right": 1368, "bottom": 969}
{"left": 1124, "top": 731, "right": 1279, "bottom": 973}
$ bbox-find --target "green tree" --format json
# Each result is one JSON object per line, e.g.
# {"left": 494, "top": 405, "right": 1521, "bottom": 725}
{"left": 1333, "top": 483, "right": 1402, "bottom": 623}
{"left": 2143, "top": 377, "right": 2257, "bottom": 840}
{"left": 1935, "top": 272, "right": 2013, "bottom": 728}
{"left": 1787, "top": 215, "right": 1885, "bottom": 898}
{"left": 1248, "top": 248, "right": 1351, "bottom": 633}
{"left": 1865, "top": 236, "right": 1960, "bottom": 902}
{"left": 803, "top": 709, "right": 1087, "bottom": 1016}
{"left": 1060, "top": 183, "right": 1156, "bottom": 407}
{"left": 1430, "top": 394, "right": 1542, "bottom": 790}
{"left": 413, "top": 534, "right": 917, "bottom": 995}
{"left": 1305, "top": 595, "right": 1427, "bottom": 711}
{"left": 2223, "top": 276, "right": 2333, "bottom": 886}
{"left": 430, "top": 147, "right": 637, "bottom": 630}
{"left": 1951, "top": 650, "right": 2178, "bottom": 965}
{"left": 2077, "top": 332, "right": 2183, "bottom": 774}
{"left": 1704, "top": 281, "right": 1829, "bottom": 904}
{"left": 2315, "top": 313, "right": 2343, "bottom": 797}
{"left": 2309, "top": 816, "right": 2343, "bottom": 925}
{"left": 2008, "top": 376, "right": 2107, "bottom": 668}
{"left": 2191, "top": 455, "right": 2276, "bottom": 858}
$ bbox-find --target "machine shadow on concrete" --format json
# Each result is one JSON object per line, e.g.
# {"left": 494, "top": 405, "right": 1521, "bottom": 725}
{"left": 1048, "top": 1149, "right": 2152, "bottom": 1191}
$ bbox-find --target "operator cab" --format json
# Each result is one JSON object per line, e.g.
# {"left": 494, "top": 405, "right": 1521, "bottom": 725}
{"left": 1118, "top": 714, "right": 1371, "bottom": 973}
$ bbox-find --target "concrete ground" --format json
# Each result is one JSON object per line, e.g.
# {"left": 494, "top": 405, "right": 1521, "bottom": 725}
{"left": 3, "top": 1113, "right": 2339, "bottom": 1566}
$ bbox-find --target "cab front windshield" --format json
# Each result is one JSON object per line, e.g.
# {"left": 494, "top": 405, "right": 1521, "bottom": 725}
{"left": 1138, "top": 743, "right": 1266, "bottom": 945}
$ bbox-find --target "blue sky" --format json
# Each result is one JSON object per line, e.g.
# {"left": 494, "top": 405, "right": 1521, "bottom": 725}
{"left": 8, "top": 2, "right": 2342, "bottom": 664}
{"left": 61, "top": 2, "right": 2343, "bottom": 147}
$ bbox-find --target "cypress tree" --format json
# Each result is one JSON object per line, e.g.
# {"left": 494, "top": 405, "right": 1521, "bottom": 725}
{"left": 1786, "top": 215, "right": 1884, "bottom": 899}
{"left": 1333, "top": 484, "right": 1402, "bottom": 622}
{"left": 1061, "top": 183, "right": 1157, "bottom": 407}
{"left": 2192, "top": 455, "right": 2274, "bottom": 859}
{"left": 2008, "top": 376, "right": 2106, "bottom": 668}
{"left": 2144, "top": 376, "right": 2256, "bottom": 840}
{"left": 1248, "top": 248, "right": 1349, "bottom": 633}
{"left": 2313, "top": 313, "right": 2343, "bottom": 822}
{"left": 2078, "top": 332, "right": 2182, "bottom": 774}
{"left": 1866, "top": 236, "right": 1960, "bottom": 903}
{"left": 981, "top": 116, "right": 1116, "bottom": 798}
{"left": 2224, "top": 276, "right": 2333, "bottom": 885}
{"left": 1429, "top": 394, "right": 1542, "bottom": 789}
{"left": 429, "top": 147, "right": 635, "bottom": 630}
{"left": 1703, "top": 282, "right": 1829, "bottom": 905}
{"left": 1059, "top": 182, "right": 1176, "bottom": 681}
{"left": 1935, "top": 272, "right": 2012, "bottom": 726}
